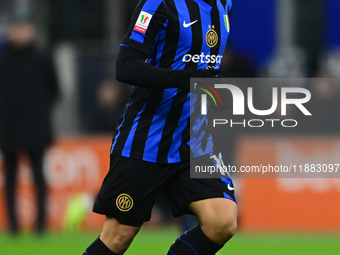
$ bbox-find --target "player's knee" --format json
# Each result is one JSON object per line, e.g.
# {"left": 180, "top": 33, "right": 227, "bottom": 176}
{"left": 100, "top": 219, "right": 140, "bottom": 252}
{"left": 202, "top": 216, "right": 237, "bottom": 242}
{"left": 218, "top": 217, "right": 237, "bottom": 239}
{"left": 114, "top": 227, "right": 138, "bottom": 246}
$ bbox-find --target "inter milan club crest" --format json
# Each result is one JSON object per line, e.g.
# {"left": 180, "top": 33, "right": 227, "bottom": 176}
{"left": 116, "top": 193, "right": 134, "bottom": 212}
{"left": 206, "top": 25, "right": 218, "bottom": 48}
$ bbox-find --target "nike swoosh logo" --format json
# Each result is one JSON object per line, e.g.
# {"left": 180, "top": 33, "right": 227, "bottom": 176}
{"left": 227, "top": 184, "right": 234, "bottom": 191}
{"left": 183, "top": 20, "right": 198, "bottom": 28}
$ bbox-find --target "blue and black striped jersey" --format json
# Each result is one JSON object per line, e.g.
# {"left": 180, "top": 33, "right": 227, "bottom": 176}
{"left": 111, "top": 0, "right": 232, "bottom": 163}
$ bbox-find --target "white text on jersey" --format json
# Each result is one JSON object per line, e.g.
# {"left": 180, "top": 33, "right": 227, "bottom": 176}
{"left": 182, "top": 53, "right": 223, "bottom": 64}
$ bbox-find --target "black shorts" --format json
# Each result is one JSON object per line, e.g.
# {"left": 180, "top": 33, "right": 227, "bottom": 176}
{"left": 93, "top": 154, "right": 236, "bottom": 227}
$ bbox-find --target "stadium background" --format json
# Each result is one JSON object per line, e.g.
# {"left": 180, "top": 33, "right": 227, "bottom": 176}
{"left": 0, "top": 0, "right": 340, "bottom": 254}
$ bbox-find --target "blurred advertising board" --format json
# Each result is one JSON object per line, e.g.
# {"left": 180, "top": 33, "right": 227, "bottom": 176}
{"left": 236, "top": 136, "right": 340, "bottom": 231}
{"left": 1, "top": 136, "right": 340, "bottom": 231}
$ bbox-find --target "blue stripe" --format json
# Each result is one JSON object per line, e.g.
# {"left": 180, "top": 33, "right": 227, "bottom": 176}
{"left": 84, "top": 251, "right": 88, "bottom": 254}
{"left": 130, "top": 0, "right": 164, "bottom": 44}
{"left": 205, "top": 134, "right": 213, "bottom": 155}
{"left": 178, "top": 237, "right": 199, "bottom": 255}
{"left": 168, "top": 248, "right": 176, "bottom": 255}
{"left": 122, "top": 94, "right": 150, "bottom": 157}
{"left": 216, "top": 0, "right": 230, "bottom": 69}
{"left": 190, "top": 106, "right": 213, "bottom": 157}
{"left": 191, "top": 127, "right": 207, "bottom": 158}
{"left": 197, "top": 1, "right": 212, "bottom": 69}
{"left": 223, "top": 191, "right": 234, "bottom": 201}
{"left": 171, "top": 0, "right": 192, "bottom": 70}
{"left": 120, "top": 44, "right": 130, "bottom": 48}
{"left": 156, "top": 19, "right": 168, "bottom": 66}
{"left": 221, "top": 176, "right": 232, "bottom": 185}
{"left": 221, "top": 177, "right": 237, "bottom": 202}
{"left": 190, "top": 93, "right": 198, "bottom": 115}
{"left": 167, "top": 93, "right": 190, "bottom": 162}
{"left": 187, "top": 93, "right": 198, "bottom": 147}
{"left": 194, "top": 0, "right": 213, "bottom": 11}
{"left": 111, "top": 104, "right": 131, "bottom": 153}
{"left": 143, "top": 89, "right": 178, "bottom": 162}
{"left": 148, "top": 19, "right": 168, "bottom": 66}
{"left": 228, "top": 0, "right": 233, "bottom": 10}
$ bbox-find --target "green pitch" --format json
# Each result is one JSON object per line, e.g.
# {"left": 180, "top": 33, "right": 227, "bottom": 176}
{"left": 1, "top": 228, "right": 339, "bottom": 255}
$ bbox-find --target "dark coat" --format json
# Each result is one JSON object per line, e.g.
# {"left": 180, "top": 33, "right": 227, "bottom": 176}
{"left": 0, "top": 43, "right": 59, "bottom": 151}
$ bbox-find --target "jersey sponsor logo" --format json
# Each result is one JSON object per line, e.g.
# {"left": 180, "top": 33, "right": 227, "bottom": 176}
{"left": 182, "top": 52, "right": 223, "bottom": 64}
{"left": 206, "top": 25, "right": 218, "bottom": 48}
{"left": 183, "top": 20, "right": 198, "bottom": 28}
{"left": 224, "top": 15, "right": 230, "bottom": 32}
{"left": 134, "top": 11, "right": 153, "bottom": 34}
{"left": 116, "top": 193, "right": 134, "bottom": 212}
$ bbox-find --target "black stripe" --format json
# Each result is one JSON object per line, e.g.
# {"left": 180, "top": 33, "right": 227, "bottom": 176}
{"left": 185, "top": 0, "right": 203, "bottom": 70}
{"left": 122, "top": 1, "right": 167, "bottom": 57}
{"left": 112, "top": 89, "right": 150, "bottom": 152}
{"left": 150, "top": 46, "right": 158, "bottom": 66}
{"left": 130, "top": 89, "right": 165, "bottom": 159}
{"left": 124, "top": 0, "right": 148, "bottom": 39}
{"left": 180, "top": 118, "right": 191, "bottom": 161}
{"left": 159, "top": 0, "right": 180, "bottom": 68}
{"left": 157, "top": 91, "right": 188, "bottom": 162}
{"left": 143, "top": 2, "right": 168, "bottom": 51}
{"left": 221, "top": 0, "right": 227, "bottom": 10}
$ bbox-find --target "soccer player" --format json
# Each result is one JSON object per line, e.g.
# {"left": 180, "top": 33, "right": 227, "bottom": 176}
{"left": 83, "top": 0, "right": 236, "bottom": 254}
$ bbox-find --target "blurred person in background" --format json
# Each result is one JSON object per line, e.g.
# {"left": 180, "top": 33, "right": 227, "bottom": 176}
{"left": 0, "top": 15, "right": 59, "bottom": 235}
{"left": 0, "top": 40, "right": 5, "bottom": 53}
{"left": 85, "top": 79, "right": 129, "bottom": 134}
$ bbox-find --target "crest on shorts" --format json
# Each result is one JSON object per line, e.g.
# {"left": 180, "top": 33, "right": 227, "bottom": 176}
{"left": 206, "top": 25, "right": 218, "bottom": 48}
{"left": 116, "top": 193, "right": 134, "bottom": 212}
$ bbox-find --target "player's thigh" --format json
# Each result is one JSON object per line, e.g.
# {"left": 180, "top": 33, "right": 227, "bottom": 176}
{"left": 189, "top": 197, "right": 237, "bottom": 244}
{"left": 189, "top": 197, "right": 237, "bottom": 229}
{"left": 186, "top": 177, "right": 238, "bottom": 230}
